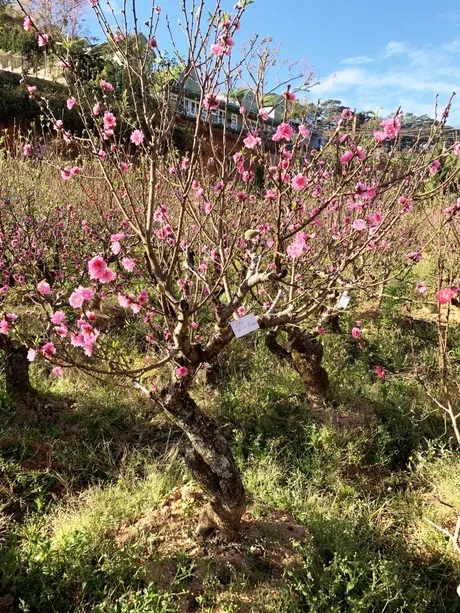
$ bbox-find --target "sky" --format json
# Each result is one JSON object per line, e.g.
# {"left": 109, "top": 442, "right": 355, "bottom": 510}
{"left": 87, "top": 0, "right": 460, "bottom": 125}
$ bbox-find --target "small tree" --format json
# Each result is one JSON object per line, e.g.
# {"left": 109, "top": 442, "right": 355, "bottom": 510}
{"left": 3, "top": 0, "right": 457, "bottom": 535}
{"left": 412, "top": 197, "right": 460, "bottom": 446}
{"left": 18, "top": 0, "right": 89, "bottom": 38}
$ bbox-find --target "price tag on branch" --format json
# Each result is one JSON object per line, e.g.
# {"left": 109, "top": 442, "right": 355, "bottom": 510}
{"left": 230, "top": 313, "right": 260, "bottom": 338}
{"left": 337, "top": 291, "right": 351, "bottom": 309}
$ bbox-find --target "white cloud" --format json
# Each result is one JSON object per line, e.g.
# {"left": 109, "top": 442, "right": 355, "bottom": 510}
{"left": 340, "top": 56, "right": 373, "bottom": 66}
{"left": 384, "top": 41, "right": 411, "bottom": 57}
{"left": 312, "top": 38, "right": 460, "bottom": 124}
{"left": 315, "top": 70, "right": 455, "bottom": 96}
{"left": 442, "top": 38, "right": 460, "bottom": 53}
{"left": 314, "top": 68, "right": 365, "bottom": 95}
{"left": 439, "top": 11, "right": 460, "bottom": 25}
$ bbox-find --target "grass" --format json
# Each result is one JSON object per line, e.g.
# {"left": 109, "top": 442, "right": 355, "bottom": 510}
{"left": 1, "top": 292, "right": 460, "bottom": 612}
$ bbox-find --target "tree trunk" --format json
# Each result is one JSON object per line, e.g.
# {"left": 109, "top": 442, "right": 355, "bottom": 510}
{"left": 325, "top": 312, "right": 341, "bottom": 334}
{"left": 266, "top": 328, "right": 329, "bottom": 413}
{"left": 160, "top": 379, "right": 246, "bottom": 537}
{"left": 0, "top": 336, "right": 36, "bottom": 408}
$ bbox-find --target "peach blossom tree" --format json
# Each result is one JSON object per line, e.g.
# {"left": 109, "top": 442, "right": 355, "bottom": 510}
{"left": 2, "top": 0, "right": 458, "bottom": 534}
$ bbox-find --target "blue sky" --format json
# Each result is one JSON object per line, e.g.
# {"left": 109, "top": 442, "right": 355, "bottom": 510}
{"left": 88, "top": 1, "right": 460, "bottom": 124}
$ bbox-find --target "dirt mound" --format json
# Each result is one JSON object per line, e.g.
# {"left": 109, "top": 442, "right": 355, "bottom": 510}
{"left": 111, "top": 487, "right": 311, "bottom": 611}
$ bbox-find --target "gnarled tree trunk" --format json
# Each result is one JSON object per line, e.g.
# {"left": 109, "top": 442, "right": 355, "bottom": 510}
{"left": 159, "top": 378, "right": 246, "bottom": 537}
{"left": 266, "top": 328, "right": 329, "bottom": 413}
{"left": 0, "top": 336, "right": 36, "bottom": 409}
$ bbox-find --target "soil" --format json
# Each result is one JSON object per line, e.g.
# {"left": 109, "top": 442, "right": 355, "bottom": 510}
{"left": 110, "top": 487, "right": 311, "bottom": 612}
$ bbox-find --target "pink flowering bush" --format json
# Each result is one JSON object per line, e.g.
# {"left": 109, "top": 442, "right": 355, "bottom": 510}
{"left": 3, "top": 0, "right": 456, "bottom": 535}
{"left": 408, "top": 198, "right": 460, "bottom": 446}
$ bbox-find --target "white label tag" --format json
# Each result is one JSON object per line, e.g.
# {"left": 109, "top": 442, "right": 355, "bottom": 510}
{"left": 337, "top": 292, "right": 351, "bottom": 309}
{"left": 230, "top": 313, "right": 260, "bottom": 338}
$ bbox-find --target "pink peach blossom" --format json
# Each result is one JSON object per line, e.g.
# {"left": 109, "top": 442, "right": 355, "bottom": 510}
{"left": 137, "top": 290, "right": 148, "bottom": 305}
{"left": 406, "top": 250, "right": 422, "bottom": 263}
{"left": 69, "top": 286, "right": 94, "bottom": 309}
{"left": 203, "top": 93, "right": 218, "bottom": 110}
{"left": 352, "top": 219, "right": 367, "bottom": 231}
{"left": 429, "top": 160, "right": 440, "bottom": 175}
{"left": 111, "top": 241, "right": 121, "bottom": 255}
{"left": 243, "top": 132, "right": 261, "bottom": 149}
{"left": 130, "top": 129, "right": 144, "bottom": 146}
{"left": 299, "top": 124, "right": 310, "bottom": 138}
{"left": 103, "top": 111, "right": 116, "bottom": 130}
{"left": 37, "top": 279, "right": 51, "bottom": 295}
{"left": 38, "top": 33, "right": 49, "bottom": 47}
{"left": 175, "top": 366, "right": 189, "bottom": 378}
{"left": 437, "top": 287, "right": 458, "bottom": 304}
{"left": 416, "top": 281, "right": 428, "bottom": 294}
{"left": 60, "top": 168, "right": 72, "bottom": 181}
{"left": 54, "top": 324, "right": 68, "bottom": 338}
{"left": 283, "top": 89, "right": 296, "bottom": 101}
{"left": 41, "top": 342, "right": 56, "bottom": 357}
{"left": 272, "top": 123, "right": 294, "bottom": 142}
{"left": 291, "top": 174, "right": 307, "bottom": 191}
{"left": 287, "top": 232, "right": 307, "bottom": 258}
{"left": 122, "top": 257, "right": 135, "bottom": 272}
{"left": 374, "top": 116, "right": 401, "bottom": 141}
{"left": 51, "top": 311, "right": 66, "bottom": 324}
{"left": 118, "top": 294, "right": 131, "bottom": 308}
{"left": 340, "top": 151, "right": 354, "bottom": 164}
{"left": 100, "top": 80, "right": 114, "bottom": 91}
{"left": 98, "top": 268, "right": 117, "bottom": 283}
{"left": 88, "top": 256, "right": 107, "bottom": 280}
{"left": 373, "top": 130, "right": 387, "bottom": 142}
{"left": 210, "top": 43, "right": 225, "bottom": 56}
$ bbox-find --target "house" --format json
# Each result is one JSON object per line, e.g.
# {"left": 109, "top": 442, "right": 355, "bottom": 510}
{"left": 170, "top": 69, "right": 324, "bottom": 149}
{"left": 0, "top": 35, "right": 325, "bottom": 151}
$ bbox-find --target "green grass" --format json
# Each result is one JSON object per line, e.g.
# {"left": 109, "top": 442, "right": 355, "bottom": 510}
{"left": 1, "top": 297, "right": 460, "bottom": 612}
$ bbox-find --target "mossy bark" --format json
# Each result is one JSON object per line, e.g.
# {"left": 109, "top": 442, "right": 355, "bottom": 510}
{"left": 0, "top": 336, "right": 36, "bottom": 409}
{"left": 160, "top": 380, "right": 245, "bottom": 537}
{"left": 266, "top": 328, "right": 329, "bottom": 412}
